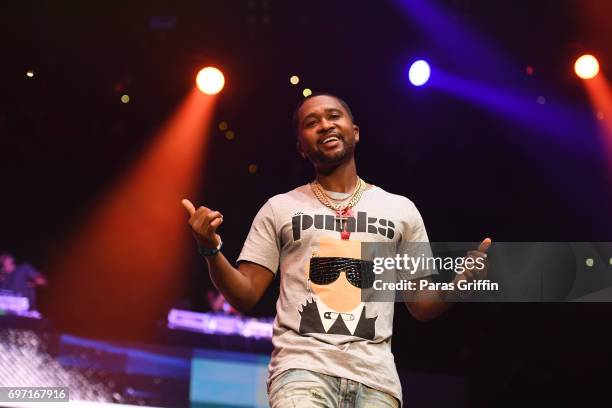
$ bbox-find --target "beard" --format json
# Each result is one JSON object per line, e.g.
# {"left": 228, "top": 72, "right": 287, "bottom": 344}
{"left": 311, "top": 138, "right": 356, "bottom": 165}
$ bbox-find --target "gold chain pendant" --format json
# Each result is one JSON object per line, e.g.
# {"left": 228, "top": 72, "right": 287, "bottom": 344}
{"left": 309, "top": 179, "right": 366, "bottom": 239}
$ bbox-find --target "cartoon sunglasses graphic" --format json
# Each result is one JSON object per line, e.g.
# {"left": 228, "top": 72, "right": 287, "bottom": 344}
{"left": 309, "top": 257, "right": 375, "bottom": 289}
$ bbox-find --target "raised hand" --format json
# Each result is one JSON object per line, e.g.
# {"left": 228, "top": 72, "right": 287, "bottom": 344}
{"left": 181, "top": 199, "right": 223, "bottom": 249}
{"left": 455, "top": 237, "right": 492, "bottom": 283}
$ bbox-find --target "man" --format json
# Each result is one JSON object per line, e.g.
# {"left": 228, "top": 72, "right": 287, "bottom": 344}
{"left": 182, "top": 94, "right": 490, "bottom": 407}
{"left": 0, "top": 252, "right": 47, "bottom": 310}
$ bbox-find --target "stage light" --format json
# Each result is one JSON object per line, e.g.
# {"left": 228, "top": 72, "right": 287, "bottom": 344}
{"left": 537, "top": 96, "right": 546, "bottom": 105}
{"left": 196, "top": 67, "right": 225, "bottom": 95}
{"left": 408, "top": 60, "right": 431, "bottom": 86}
{"left": 578, "top": 58, "right": 612, "bottom": 178}
{"left": 121, "top": 94, "right": 130, "bottom": 104}
{"left": 303, "top": 88, "right": 312, "bottom": 97}
{"left": 248, "top": 164, "right": 258, "bottom": 173}
{"left": 290, "top": 75, "right": 300, "bottom": 85}
{"left": 46, "top": 88, "right": 218, "bottom": 339}
{"left": 575, "top": 55, "right": 600, "bottom": 79}
{"left": 26, "top": 70, "right": 34, "bottom": 78}
{"left": 585, "top": 258, "right": 594, "bottom": 267}
{"left": 225, "top": 130, "right": 235, "bottom": 140}
{"left": 218, "top": 121, "right": 228, "bottom": 131}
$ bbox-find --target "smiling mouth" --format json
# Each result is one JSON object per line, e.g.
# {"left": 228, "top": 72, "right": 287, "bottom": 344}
{"left": 320, "top": 135, "right": 341, "bottom": 145}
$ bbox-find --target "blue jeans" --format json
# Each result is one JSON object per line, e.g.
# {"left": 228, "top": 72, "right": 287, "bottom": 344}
{"left": 268, "top": 369, "right": 399, "bottom": 408}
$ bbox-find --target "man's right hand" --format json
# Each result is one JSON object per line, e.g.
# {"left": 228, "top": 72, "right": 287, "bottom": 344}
{"left": 182, "top": 199, "right": 223, "bottom": 249}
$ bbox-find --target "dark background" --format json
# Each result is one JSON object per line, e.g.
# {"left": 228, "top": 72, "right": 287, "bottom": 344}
{"left": 1, "top": 0, "right": 611, "bottom": 405}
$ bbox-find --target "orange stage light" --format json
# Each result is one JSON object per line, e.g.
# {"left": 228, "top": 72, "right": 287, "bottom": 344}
{"left": 196, "top": 67, "right": 225, "bottom": 95}
{"left": 46, "top": 88, "right": 218, "bottom": 340}
{"left": 582, "top": 74, "right": 612, "bottom": 180}
{"left": 575, "top": 54, "right": 600, "bottom": 80}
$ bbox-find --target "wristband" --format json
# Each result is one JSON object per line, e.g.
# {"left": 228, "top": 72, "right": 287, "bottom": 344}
{"left": 198, "top": 240, "right": 223, "bottom": 257}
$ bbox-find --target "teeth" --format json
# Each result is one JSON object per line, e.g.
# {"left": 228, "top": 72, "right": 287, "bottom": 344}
{"left": 322, "top": 136, "right": 339, "bottom": 144}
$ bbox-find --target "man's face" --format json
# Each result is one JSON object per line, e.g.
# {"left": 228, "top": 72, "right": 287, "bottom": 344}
{"left": 296, "top": 95, "right": 359, "bottom": 166}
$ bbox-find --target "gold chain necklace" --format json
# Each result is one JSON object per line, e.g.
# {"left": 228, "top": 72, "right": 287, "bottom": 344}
{"left": 310, "top": 178, "right": 366, "bottom": 239}
{"left": 310, "top": 177, "right": 365, "bottom": 212}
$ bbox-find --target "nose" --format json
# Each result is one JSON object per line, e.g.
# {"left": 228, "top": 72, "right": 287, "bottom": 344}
{"left": 317, "top": 117, "right": 335, "bottom": 133}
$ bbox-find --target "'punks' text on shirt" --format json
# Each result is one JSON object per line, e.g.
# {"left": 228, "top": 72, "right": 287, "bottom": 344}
{"left": 292, "top": 211, "right": 395, "bottom": 241}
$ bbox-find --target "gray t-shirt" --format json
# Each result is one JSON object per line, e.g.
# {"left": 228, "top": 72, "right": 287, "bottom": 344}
{"left": 237, "top": 184, "right": 430, "bottom": 403}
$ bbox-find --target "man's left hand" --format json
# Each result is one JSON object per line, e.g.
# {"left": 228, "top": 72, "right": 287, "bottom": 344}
{"left": 454, "top": 237, "right": 492, "bottom": 284}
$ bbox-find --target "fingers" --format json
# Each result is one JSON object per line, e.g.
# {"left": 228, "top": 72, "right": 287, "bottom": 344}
{"left": 192, "top": 210, "right": 221, "bottom": 229}
{"left": 467, "top": 250, "right": 489, "bottom": 279}
{"left": 207, "top": 213, "right": 224, "bottom": 232}
{"left": 196, "top": 206, "right": 212, "bottom": 215}
{"left": 209, "top": 216, "right": 224, "bottom": 229}
{"left": 456, "top": 266, "right": 483, "bottom": 282}
{"left": 467, "top": 250, "right": 486, "bottom": 259}
{"left": 457, "top": 248, "right": 489, "bottom": 282}
{"left": 185, "top": 204, "right": 212, "bottom": 225}
{"left": 183, "top": 201, "right": 223, "bottom": 231}
{"left": 478, "top": 237, "right": 492, "bottom": 253}
{"left": 181, "top": 199, "right": 196, "bottom": 216}
{"left": 205, "top": 211, "right": 223, "bottom": 223}
{"left": 193, "top": 210, "right": 223, "bottom": 237}
{"left": 182, "top": 200, "right": 224, "bottom": 248}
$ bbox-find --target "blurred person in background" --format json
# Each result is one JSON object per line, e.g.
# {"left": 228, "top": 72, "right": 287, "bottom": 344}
{"left": 0, "top": 252, "right": 47, "bottom": 310}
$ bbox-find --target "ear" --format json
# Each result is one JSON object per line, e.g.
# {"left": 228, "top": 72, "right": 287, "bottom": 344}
{"left": 353, "top": 125, "right": 360, "bottom": 143}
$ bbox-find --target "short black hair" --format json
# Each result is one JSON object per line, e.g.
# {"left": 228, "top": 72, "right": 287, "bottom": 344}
{"left": 292, "top": 93, "right": 355, "bottom": 135}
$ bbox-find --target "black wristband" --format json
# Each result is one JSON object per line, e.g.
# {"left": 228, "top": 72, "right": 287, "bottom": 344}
{"left": 197, "top": 240, "right": 223, "bottom": 257}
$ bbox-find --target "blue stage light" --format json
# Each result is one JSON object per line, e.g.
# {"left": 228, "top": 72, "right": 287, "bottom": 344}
{"left": 408, "top": 60, "right": 431, "bottom": 86}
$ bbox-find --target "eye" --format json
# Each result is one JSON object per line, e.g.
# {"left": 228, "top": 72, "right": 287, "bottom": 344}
{"left": 305, "top": 120, "right": 317, "bottom": 128}
{"left": 330, "top": 113, "right": 341, "bottom": 119}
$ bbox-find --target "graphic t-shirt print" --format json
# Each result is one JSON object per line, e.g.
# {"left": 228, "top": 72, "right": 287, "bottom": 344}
{"left": 299, "top": 236, "right": 377, "bottom": 340}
